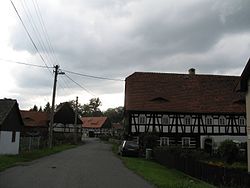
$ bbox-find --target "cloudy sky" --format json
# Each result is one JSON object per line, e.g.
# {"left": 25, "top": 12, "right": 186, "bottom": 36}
{"left": 0, "top": 0, "right": 250, "bottom": 111}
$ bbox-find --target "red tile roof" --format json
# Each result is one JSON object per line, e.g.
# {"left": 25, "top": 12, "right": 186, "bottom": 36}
{"left": 82, "top": 117, "right": 108, "bottom": 129}
{"left": 20, "top": 110, "right": 49, "bottom": 127}
{"left": 125, "top": 72, "right": 246, "bottom": 114}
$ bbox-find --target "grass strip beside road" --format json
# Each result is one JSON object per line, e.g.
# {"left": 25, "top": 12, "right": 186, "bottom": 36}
{"left": 122, "top": 157, "right": 215, "bottom": 188}
{"left": 111, "top": 143, "right": 215, "bottom": 188}
{"left": 0, "top": 144, "right": 76, "bottom": 172}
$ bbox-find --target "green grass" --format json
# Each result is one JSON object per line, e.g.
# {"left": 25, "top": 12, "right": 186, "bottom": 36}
{"left": 0, "top": 144, "right": 76, "bottom": 172}
{"left": 122, "top": 157, "right": 215, "bottom": 188}
{"left": 111, "top": 143, "right": 215, "bottom": 188}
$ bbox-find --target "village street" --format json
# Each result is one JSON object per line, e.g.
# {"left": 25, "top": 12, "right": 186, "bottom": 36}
{"left": 0, "top": 138, "right": 154, "bottom": 188}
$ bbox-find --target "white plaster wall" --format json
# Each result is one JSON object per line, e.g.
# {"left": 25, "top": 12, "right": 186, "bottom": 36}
{"left": 0, "top": 131, "right": 20, "bottom": 155}
{"left": 200, "top": 135, "right": 247, "bottom": 149}
{"left": 246, "top": 78, "right": 250, "bottom": 172}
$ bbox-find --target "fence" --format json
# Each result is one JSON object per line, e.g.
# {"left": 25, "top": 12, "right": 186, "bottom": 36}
{"left": 20, "top": 136, "right": 47, "bottom": 151}
{"left": 154, "top": 148, "right": 250, "bottom": 188}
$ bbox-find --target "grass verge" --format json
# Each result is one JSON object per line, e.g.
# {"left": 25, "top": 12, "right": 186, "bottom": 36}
{"left": 111, "top": 143, "right": 215, "bottom": 188}
{"left": 0, "top": 144, "right": 76, "bottom": 172}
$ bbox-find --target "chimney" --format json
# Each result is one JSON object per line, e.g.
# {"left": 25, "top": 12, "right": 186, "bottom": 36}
{"left": 188, "top": 68, "right": 195, "bottom": 75}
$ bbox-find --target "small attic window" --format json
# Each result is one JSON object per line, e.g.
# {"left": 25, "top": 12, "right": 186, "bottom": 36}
{"left": 150, "top": 97, "right": 169, "bottom": 103}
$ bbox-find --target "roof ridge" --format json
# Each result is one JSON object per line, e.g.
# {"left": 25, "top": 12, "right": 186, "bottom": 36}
{"left": 0, "top": 99, "right": 17, "bottom": 125}
{"left": 129, "top": 71, "right": 240, "bottom": 78}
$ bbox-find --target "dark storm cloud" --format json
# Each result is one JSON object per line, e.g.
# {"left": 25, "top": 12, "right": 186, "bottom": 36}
{"left": 9, "top": 0, "right": 250, "bottom": 97}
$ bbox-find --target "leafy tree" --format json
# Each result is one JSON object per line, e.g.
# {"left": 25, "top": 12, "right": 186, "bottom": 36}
{"left": 38, "top": 106, "right": 43, "bottom": 112}
{"left": 68, "top": 98, "right": 103, "bottom": 117}
{"left": 30, "top": 105, "right": 38, "bottom": 112}
{"left": 103, "top": 106, "right": 124, "bottom": 123}
{"left": 218, "top": 140, "right": 239, "bottom": 164}
{"left": 43, "top": 102, "right": 51, "bottom": 113}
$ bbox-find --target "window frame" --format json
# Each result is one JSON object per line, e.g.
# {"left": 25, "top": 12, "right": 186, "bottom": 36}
{"left": 205, "top": 116, "right": 213, "bottom": 125}
{"left": 184, "top": 116, "right": 192, "bottom": 125}
{"left": 12, "top": 131, "right": 16, "bottom": 143}
{"left": 219, "top": 116, "right": 226, "bottom": 126}
{"left": 138, "top": 115, "right": 146, "bottom": 124}
{"left": 182, "top": 137, "right": 190, "bottom": 148}
{"left": 160, "top": 137, "right": 169, "bottom": 146}
{"left": 162, "top": 115, "right": 170, "bottom": 125}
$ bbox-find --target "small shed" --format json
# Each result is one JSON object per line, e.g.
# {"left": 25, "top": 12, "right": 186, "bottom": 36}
{"left": 0, "top": 99, "right": 24, "bottom": 154}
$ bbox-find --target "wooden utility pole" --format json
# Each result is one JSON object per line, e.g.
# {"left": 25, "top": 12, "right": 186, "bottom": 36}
{"left": 74, "top": 96, "right": 78, "bottom": 144}
{"left": 48, "top": 65, "right": 63, "bottom": 148}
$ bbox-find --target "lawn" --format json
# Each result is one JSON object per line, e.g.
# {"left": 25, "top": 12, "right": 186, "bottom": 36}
{"left": 0, "top": 144, "right": 76, "bottom": 172}
{"left": 111, "top": 143, "right": 215, "bottom": 188}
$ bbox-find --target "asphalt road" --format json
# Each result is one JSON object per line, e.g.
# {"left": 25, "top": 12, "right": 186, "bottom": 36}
{"left": 0, "top": 138, "right": 155, "bottom": 188}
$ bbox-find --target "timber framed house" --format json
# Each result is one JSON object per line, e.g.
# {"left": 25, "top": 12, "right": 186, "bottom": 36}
{"left": 125, "top": 69, "right": 247, "bottom": 149}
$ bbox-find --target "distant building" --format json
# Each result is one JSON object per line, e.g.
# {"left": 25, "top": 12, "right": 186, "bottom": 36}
{"left": 125, "top": 70, "right": 247, "bottom": 150}
{"left": 82, "top": 117, "right": 111, "bottom": 137}
{"left": 111, "top": 123, "right": 124, "bottom": 137}
{"left": 20, "top": 110, "right": 49, "bottom": 137}
{"left": 53, "top": 102, "right": 82, "bottom": 133}
{"left": 0, "top": 99, "right": 24, "bottom": 154}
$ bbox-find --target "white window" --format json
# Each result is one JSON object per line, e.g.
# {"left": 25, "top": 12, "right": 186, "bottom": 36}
{"left": 239, "top": 117, "right": 245, "bottom": 125}
{"left": 184, "top": 116, "right": 191, "bottom": 125}
{"left": 162, "top": 115, "right": 169, "bottom": 125}
{"left": 219, "top": 116, "right": 226, "bottom": 125}
{"left": 182, "top": 137, "right": 190, "bottom": 148}
{"left": 205, "top": 116, "right": 213, "bottom": 125}
{"left": 160, "top": 137, "right": 169, "bottom": 146}
{"left": 139, "top": 115, "right": 146, "bottom": 124}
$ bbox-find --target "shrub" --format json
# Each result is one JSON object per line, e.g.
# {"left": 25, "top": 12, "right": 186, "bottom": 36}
{"left": 218, "top": 140, "right": 239, "bottom": 164}
{"left": 140, "top": 133, "right": 159, "bottom": 150}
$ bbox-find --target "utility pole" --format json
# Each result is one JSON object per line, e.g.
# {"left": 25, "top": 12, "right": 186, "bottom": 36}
{"left": 74, "top": 96, "right": 78, "bottom": 144}
{"left": 48, "top": 65, "right": 64, "bottom": 148}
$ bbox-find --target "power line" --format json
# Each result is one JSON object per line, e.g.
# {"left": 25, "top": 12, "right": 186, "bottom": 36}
{"left": 9, "top": 0, "right": 52, "bottom": 75}
{"left": 65, "top": 74, "right": 96, "bottom": 97}
{"left": 1, "top": 57, "right": 125, "bottom": 82}
{"left": 20, "top": 0, "right": 53, "bottom": 67}
{"left": 62, "top": 69, "right": 125, "bottom": 82}
{"left": 0, "top": 58, "right": 53, "bottom": 69}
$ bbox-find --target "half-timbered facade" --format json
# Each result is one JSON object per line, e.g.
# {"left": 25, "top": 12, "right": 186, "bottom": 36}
{"left": 125, "top": 70, "right": 247, "bottom": 149}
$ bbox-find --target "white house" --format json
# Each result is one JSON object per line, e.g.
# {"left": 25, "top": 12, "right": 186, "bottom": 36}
{"left": 238, "top": 58, "right": 250, "bottom": 172}
{"left": 0, "top": 99, "right": 24, "bottom": 155}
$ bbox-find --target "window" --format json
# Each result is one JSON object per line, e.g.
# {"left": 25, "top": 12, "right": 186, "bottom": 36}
{"left": 182, "top": 137, "right": 190, "bottom": 148}
{"left": 205, "top": 116, "right": 213, "bottom": 125}
{"left": 12, "top": 131, "right": 16, "bottom": 142}
{"left": 184, "top": 116, "right": 191, "bottom": 125}
{"left": 139, "top": 115, "right": 146, "bottom": 124}
{"left": 162, "top": 115, "right": 169, "bottom": 125}
{"left": 239, "top": 117, "right": 245, "bottom": 125}
{"left": 219, "top": 116, "right": 226, "bottom": 125}
{"left": 160, "top": 137, "right": 169, "bottom": 146}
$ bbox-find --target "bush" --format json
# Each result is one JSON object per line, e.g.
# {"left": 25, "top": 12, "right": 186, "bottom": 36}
{"left": 218, "top": 140, "right": 239, "bottom": 164}
{"left": 140, "top": 133, "right": 159, "bottom": 150}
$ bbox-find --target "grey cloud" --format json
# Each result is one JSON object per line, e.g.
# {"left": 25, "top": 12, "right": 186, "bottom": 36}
{"left": 8, "top": 0, "right": 250, "bottom": 102}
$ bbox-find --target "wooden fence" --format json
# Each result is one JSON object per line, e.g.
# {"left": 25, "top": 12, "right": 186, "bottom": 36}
{"left": 154, "top": 148, "right": 250, "bottom": 188}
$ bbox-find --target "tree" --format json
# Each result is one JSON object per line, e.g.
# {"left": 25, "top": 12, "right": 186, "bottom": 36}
{"left": 38, "top": 106, "right": 43, "bottom": 112}
{"left": 30, "top": 105, "right": 38, "bottom": 112}
{"left": 81, "top": 98, "right": 103, "bottom": 117}
{"left": 104, "top": 106, "right": 124, "bottom": 123}
{"left": 68, "top": 98, "right": 103, "bottom": 117}
{"left": 218, "top": 140, "right": 239, "bottom": 164}
{"left": 43, "top": 102, "right": 51, "bottom": 113}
